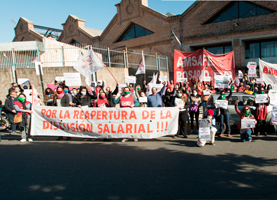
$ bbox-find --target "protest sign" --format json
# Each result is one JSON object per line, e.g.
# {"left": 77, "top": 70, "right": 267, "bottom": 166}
{"left": 176, "top": 78, "right": 187, "bottom": 83}
{"left": 203, "top": 90, "right": 210, "bottom": 96}
{"left": 238, "top": 70, "right": 243, "bottom": 79}
{"left": 118, "top": 84, "right": 127, "bottom": 91}
{"left": 31, "top": 107, "right": 179, "bottom": 139}
{"left": 18, "top": 78, "right": 29, "bottom": 85}
{"left": 24, "top": 89, "right": 32, "bottom": 102}
{"left": 125, "top": 76, "right": 136, "bottom": 84}
{"left": 255, "top": 94, "right": 268, "bottom": 103}
{"left": 159, "top": 76, "right": 167, "bottom": 82}
{"left": 256, "top": 78, "right": 263, "bottom": 84}
{"left": 64, "top": 73, "right": 81, "bottom": 86}
{"left": 55, "top": 77, "right": 65, "bottom": 81}
{"left": 175, "top": 98, "right": 184, "bottom": 108}
{"left": 204, "top": 77, "right": 211, "bottom": 82}
{"left": 139, "top": 97, "right": 147, "bottom": 103}
{"left": 216, "top": 100, "right": 228, "bottom": 109}
{"left": 271, "top": 105, "right": 277, "bottom": 125}
{"left": 199, "top": 119, "right": 210, "bottom": 141}
{"left": 247, "top": 62, "right": 257, "bottom": 77}
{"left": 241, "top": 119, "right": 256, "bottom": 129}
{"left": 148, "top": 83, "right": 164, "bottom": 92}
{"left": 214, "top": 75, "right": 223, "bottom": 88}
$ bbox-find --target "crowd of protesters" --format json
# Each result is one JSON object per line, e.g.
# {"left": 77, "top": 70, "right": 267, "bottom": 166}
{"left": 2, "top": 72, "right": 276, "bottom": 146}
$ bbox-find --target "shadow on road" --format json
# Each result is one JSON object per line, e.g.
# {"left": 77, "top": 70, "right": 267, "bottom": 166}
{"left": 0, "top": 139, "right": 277, "bottom": 200}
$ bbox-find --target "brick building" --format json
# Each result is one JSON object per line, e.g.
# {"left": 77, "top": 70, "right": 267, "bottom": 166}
{"left": 13, "top": 0, "right": 277, "bottom": 77}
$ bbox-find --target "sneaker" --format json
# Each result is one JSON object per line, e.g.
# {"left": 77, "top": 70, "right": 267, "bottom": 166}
{"left": 218, "top": 134, "right": 223, "bottom": 137}
{"left": 183, "top": 135, "right": 188, "bottom": 138}
{"left": 211, "top": 143, "right": 215, "bottom": 146}
{"left": 28, "top": 138, "right": 33, "bottom": 142}
{"left": 227, "top": 134, "right": 231, "bottom": 137}
{"left": 10, "top": 131, "right": 16, "bottom": 135}
{"left": 248, "top": 139, "right": 252, "bottom": 142}
{"left": 20, "top": 139, "right": 27, "bottom": 142}
{"left": 122, "top": 139, "right": 128, "bottom": 142}
{"left": 134, "top": 138, "right": 138, "bottom": 142}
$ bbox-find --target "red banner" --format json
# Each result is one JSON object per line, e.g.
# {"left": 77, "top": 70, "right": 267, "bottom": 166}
{"left": 174, "top": 49, "right": 235, "bottom": 87}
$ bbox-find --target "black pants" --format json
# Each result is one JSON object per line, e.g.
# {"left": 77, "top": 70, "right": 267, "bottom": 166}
{"left": 257, "top": 120, "right": 266, "bottom": 134}
{"left": 190, "top": 111, "right": 199, "bottom": 130}
{"left": 177, "top": 110, "right": 188, "bottom": 137}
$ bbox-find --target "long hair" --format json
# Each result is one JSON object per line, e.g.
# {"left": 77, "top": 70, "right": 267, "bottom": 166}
{"left": 177, "top": 89, "right": 187, "bottom": 103}
{"left": 45, "top": 88, "right": 54, "bottom": 95}
{"left": 240, "top": 105, "right": 251, "bottom": 119}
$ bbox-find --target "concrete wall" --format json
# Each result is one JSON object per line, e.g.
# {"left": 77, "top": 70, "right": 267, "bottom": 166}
{"left": 0, "top": 69, "right": 14, "bottom": 103}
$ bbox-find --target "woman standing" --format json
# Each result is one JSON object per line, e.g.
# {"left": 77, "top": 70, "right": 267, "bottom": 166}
{"left": 55, "top": 86, "right": 70, "bottom": 107}
{"left": 198, "top": 84, "right": 212, "bottom": 114}
{"left": 135, "top": 85, "right": 147, "bottom": 107}
{"left": 255, "top": 88, "right": 269, "bottom": 136}
{"left": 189, "top": 89, "right": 201, "bottom": 134}
{"left": 73, "top": 87, "right": 91, "bottom": 107}
{"left": 175, "top": 89, "right": 190, "bottom": 138}
{"left": 162, "top": 88, "right": 174, "bottom": 107}
{"left": 44, "top": 88, "right": 56, "bottom": 106}
{"left": 93, "top": 91, "right": 110, "bottom": 107}
{"left": 13, "top": 93, "right": 33, "bottom": 142}
{"left": 235, "top": 101, "right": 257, "bottom": 142}
{"left": 55, "top": 87, "right": 70, "bottom": 140}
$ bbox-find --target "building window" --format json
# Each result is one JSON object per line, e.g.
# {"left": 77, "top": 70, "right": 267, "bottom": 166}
{"left": 245, "top": 39, "right": 277, "bottom": 66}
{"left": 205, "top": 1, "right": 274, "bottom": 24}
{"left": 117, "top": 24, "right": 153, "bottom": 42}
{"left": 195, "top": 45, "right": 232, "bottom": 54}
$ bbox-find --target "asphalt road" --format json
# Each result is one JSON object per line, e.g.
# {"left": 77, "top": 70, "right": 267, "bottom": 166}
{"left": 1, "top": 133, "right": 277, "bottom": 200}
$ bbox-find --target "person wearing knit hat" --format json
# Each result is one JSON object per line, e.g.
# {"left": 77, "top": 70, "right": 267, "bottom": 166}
{"left": 197, "top": 109, "right": 217, "bottom": 147}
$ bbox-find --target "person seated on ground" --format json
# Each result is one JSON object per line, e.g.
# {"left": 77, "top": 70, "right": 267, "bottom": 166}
{"left": 113, "top": 87, "right": 140, "bottom": 142}
{"left": 234, "top": 100, "right": 257, "bottom": 142}
{"left": 197, "top": 109, "right": 217, "bottom": 147}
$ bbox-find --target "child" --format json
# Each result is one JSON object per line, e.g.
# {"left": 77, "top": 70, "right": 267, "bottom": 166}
{"left": 197, "top": 109, "right": 217, "bottom": 147}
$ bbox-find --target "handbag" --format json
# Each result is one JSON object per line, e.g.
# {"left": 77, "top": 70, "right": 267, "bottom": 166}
{"left": 14, "top": 114, "right": 22, "bottom": 123}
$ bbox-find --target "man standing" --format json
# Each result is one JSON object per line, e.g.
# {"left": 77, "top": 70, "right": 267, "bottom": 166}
{"left": 4, "top": 91, "right": 17, "bottom": 134}
{"left": 147, "top": 81, "right": 166, "bottom": 107}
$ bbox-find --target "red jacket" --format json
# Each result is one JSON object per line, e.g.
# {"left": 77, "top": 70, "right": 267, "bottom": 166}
{"left": 255, "top": 103, "right": 267, "bottom": 120}
{"left": 14, "top": 101, "right": 30, "bottom": 117}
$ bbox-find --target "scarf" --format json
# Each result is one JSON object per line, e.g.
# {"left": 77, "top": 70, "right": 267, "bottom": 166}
{"left": 56, "top": 93, "right": 64, "bottom": 99}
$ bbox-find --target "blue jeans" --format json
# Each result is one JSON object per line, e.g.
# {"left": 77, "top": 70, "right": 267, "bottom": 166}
{"left": 7, "top": 113, "right": 16, "bottom": 132}
{"left": 219, "top": 112, "right": 231, "bottom": 134}
{"left": 202, "top": 101, "right": 207, "bottom": 114}
{"left": 240, "top": 129, "right": 252, "bottom": 142}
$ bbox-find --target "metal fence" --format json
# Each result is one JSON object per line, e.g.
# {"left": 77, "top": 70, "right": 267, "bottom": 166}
{"left": 0, "top": 44, "right": 168, "bottom": 71}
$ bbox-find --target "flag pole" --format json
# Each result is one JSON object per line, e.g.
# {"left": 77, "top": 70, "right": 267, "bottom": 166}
{"left": 142, "top": 50, "right": 146, "bottom": 82}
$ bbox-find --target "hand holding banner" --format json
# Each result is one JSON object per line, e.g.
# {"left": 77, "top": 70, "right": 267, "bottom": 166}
{"left": 216, "top": 100, "right": 228, "bottom": 109}
{"left": 255, "top": 94, "right": 268, "bottom": 103}
{"left": 199, "top": 119, "right": 210, "bottom": 141}
{"left": 241, "top": 119, "right": 256, "bottom": 129}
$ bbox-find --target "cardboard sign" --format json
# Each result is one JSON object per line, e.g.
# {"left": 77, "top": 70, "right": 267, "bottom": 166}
{"left": 159, "top": 76, "right": 168, "bottom": 82}
{"left": 55, "top": 77, "right": 65, "bottom": 81}
{"left": 255, "top": 94, "right": 268, "bottom": 104}
{"left": 241, "top": 119, "right": 256, "bottom": 129}
{"left": 125, "top": 76, "right": 136, "bottom": 84}
{"left": 199, "top": 119, "right": 210, "bottom": 141}
{"left": 18, "top": 78, "right": 29, "bottom": 85}
{"left": 176, "top": 78, "right": 187, "bottom": 83}
{"left": 139, "top": 97, "right": 147, "bottom": 103}
{"left": 216, "top": 100, "right": 228, "bottom": 109}
{"left": 64, "top": 73, "right": 81, "bottom": 86}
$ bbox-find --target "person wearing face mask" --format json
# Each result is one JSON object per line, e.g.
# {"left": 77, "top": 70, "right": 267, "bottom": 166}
{"left": 73, "top": 87, "right": 92, "bottom": 108}
{"left": 217, "top": 88, "right": 232, "bottom": 137}
{"left": 135, "top": 85, "right": 147, "bottom": 107}
{"left": 4, "top": 91, "right": 17, "bottom": 134}
{"left": 174, "top": 89, "right": 190, "bottom": 138}
{"left": 44, "top": 88, "right": 56, "bottom": 106}
{"left": 147, "top": 82, "right": 166, "bottom": 107}
{"left": 189, "top": 89, "right": 201, "bottom": 134}
{"left": 113, "top": 87, "right": 139, "bottom": 142}
{"left": 94, "top": 92, "right": 110, "bottom": 107}
{"left": 197, "top": 109, "right": 217, "bottom": 146}
{"left": 254, "top": 88, "right": 269, "bottom": 136}
{"left": 235, "top": 101, "right": 257, "bottom": 142}
{"left": 163, "top": 88, "right": 175, "bottom": 107}
{"left": 13, "top": 93, "right": 33, "bottom": 142}
{"left": 253, "top": 87, "right": 259, "bottom": 95}
{"left": 63, "top": 86, "right": 74, "bottom": 106}
{"left": 96, "top": 80, "right": 105, "bottom": 96}
{"left": 55, "top": 87, "right": 69, "bottom": 107}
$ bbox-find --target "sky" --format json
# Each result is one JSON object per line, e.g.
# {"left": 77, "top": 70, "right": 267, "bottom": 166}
{"left": 0, "top": 0, "right": 195, "bottom": 43}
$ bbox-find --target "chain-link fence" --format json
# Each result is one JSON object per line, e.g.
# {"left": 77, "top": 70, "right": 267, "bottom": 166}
{"left": 0, "top": 44, "right": 168, "bottom": 71}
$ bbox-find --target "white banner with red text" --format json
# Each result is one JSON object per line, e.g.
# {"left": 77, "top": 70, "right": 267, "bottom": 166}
{"left": 259, "top": 59, "right": 277, "bottom": 90}
{"left": 31, "top": 106, "right": 179, "bottom": 138}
